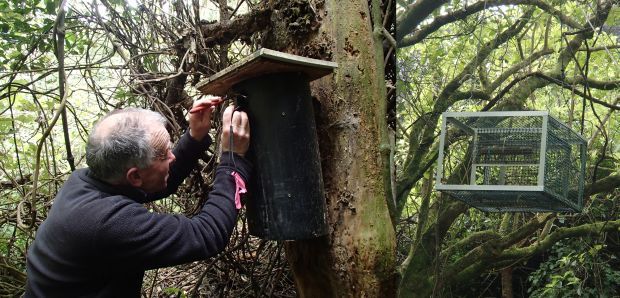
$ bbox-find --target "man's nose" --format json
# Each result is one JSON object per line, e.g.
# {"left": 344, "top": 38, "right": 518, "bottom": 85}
{"left": 168, "top": 150, "right": 176, "bottom": 163}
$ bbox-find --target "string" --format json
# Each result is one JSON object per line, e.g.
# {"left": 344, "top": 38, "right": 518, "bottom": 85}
{"left": 228, "top": 94, "right": 246, "bottom": 171}
{"left": 230, "top": 109, "right": 236, "bottom": 170}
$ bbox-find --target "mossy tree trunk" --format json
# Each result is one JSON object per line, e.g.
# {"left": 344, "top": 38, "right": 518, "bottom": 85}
{"left": 262, "top": 0, "right": 396, "bottom": 296}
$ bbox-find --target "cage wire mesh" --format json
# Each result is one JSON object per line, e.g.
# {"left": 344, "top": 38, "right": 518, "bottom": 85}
{"left": 436, "top": 111, "right": 585, "bottom": 212}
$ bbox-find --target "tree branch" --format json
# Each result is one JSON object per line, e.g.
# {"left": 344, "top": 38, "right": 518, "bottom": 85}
{"left": 585, "top": 174, "right": 620, "bottom": 197}
{"left": 440, "top": 230, "right": 501, "bottom": 262}
{"left": 449, "top": 90, "right": 491, "bottom": 102}
{"left": 199, "top": 8, "right": 271, "bottom": 47}
{"left": 0, "top": 253, "right": 25, "bottom": 283}
{"left": 396, "top": 0, "right": 448, "bottom": 43}
{"left": 450, "top": 189, "right": 619, "bottom": 289}
{"left": 28, "top": 77, "right": 70, "bottom": 229}
{"left": 442, "top": 213, "right": 555, "bottom": 287}
{"left": 398, "top": 0, "right": 582, "bottom": 48}
{"left": 563, "top": 76, "right": 620, "bottom": 91}
{"left": 538, "top": 73, "right": 620, "bottom": 111}
{"left": 577, "top": 44, "right": 620, "bottom": 52}
{"left": 53, "top": 0, "right": 75, "bottom": 171}
{"left": 499, "top": 219, "right": 620, "bottom": 261}
{"left": 487, "top": 48, "right": 554, "bottom": 93}
{"left": 556, "top": 1, "right": 613, "bottom": 73}
{"left": 484, "top": 1, "right": 614, "bottom": 111}
{"left": 370, "top": 0, "right": 396, "bottom": 224}
{"left": 484, "top": 71, "right": 620, "bottom": 111}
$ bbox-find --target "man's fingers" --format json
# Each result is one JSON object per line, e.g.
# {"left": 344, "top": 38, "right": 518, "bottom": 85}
{"left": 219, "top": 105, "right": 250, "bottom": 156}
{"left": 238, "top": 112, "right": 249, "bottom": 135}
{"left": 222, "top": 105, "right": 232, "bottom": 126}
{"left": 232, "top": 109, "right": 243, "bottom": 127}
{"left": 193, "top": 96, "right": 222, "bottom": 108}
{"left": 222, "top": 105, "right": 249, "bottom": 135}
{"left": 188, "top": 97, "right": 221, "bottom": 140}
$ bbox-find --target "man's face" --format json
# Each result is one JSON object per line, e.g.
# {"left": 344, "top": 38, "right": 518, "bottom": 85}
{"left": 137, "top": 126, "right": 176, "bottom": 194}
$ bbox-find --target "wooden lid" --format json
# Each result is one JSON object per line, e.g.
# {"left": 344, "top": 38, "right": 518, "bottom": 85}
{"left": 196, "top": 48, "right": 338, "bottom": 95}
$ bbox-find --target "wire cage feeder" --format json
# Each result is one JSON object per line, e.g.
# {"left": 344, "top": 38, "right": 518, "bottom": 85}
{"left": 435, "top": 111, "right": 586, "bottom": 212}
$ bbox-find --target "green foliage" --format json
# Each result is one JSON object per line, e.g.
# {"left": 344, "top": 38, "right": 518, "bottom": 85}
{"left": 528, "top": 239, "right": 620, "bottom": 297}
{"left": 608, "top": 7, "right": 620, "bottom": 26}
{"left": 163, "top": 287, "right": 186, "bottom": 297}
{"left": 397, "top": 0, "right": 619, "bottom": 296}
{"left": 0, "top": 0, "right": 58, "bottom": 71}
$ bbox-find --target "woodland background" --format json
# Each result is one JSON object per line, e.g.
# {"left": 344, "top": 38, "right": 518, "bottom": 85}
{"left": 0, "top": 0, "right": 618, "bottom": 297}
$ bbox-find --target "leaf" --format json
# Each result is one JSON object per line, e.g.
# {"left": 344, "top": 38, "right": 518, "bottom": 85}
{"left": 64, "top": 32, "right": 76, "bottom": 48}
{"left": 17, "top": 98, "right": 37, "bottom": 112}
{"left": 14, "top": 114, "right": 34, "bottom": 123}
{"left": 8, "top": 50, "right": 22, "bottom": 59}
{"left": 607, "top": 7, "right": 620, "bottom": 26}
{"left": 45, "top": 0, "right": 57, "bottom": 15}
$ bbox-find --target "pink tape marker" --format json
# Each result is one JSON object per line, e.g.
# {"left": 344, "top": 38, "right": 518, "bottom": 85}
{"left": 231, "top": 171, "right": 246, "bottom": 209}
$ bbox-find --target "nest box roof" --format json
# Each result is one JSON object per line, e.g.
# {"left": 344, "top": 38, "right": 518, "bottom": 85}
{"left": 196, "top": 48, "right": 338, "bottom": 95}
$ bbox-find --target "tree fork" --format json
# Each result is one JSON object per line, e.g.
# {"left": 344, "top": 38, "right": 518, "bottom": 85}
{"left": 397, "top": 9, "right": 533, "bottom": 206}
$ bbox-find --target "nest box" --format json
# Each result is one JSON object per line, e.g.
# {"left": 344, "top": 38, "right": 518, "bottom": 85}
{"left": 197, "top": 49, "right": 337, "bottom": 240}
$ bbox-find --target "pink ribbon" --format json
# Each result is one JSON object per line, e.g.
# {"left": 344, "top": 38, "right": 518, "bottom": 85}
{"left": 231, "top": 171, "right": 246, "bottom": 210}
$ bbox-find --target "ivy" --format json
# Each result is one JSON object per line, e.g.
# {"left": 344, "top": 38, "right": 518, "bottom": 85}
{"left": 528, "top": 239, "right": 620, "bottom": 297}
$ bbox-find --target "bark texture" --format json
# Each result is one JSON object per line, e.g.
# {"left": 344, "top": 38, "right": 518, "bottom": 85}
{"left": 281, "top": 0, "right": 396, "bottom": 296}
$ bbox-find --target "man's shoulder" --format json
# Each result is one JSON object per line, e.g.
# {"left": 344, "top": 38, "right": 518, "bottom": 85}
{"left": 54, "top": 169, "right": 109, "bottom": 207}
{"left": 50, "top": 169, "right": 143, "bottom": 230}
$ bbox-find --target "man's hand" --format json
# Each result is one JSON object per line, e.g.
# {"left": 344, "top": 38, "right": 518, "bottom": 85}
{"left": 188, "top": 96, "right": 221, "bottom": 141}
{"left": 221, "top": 105, "right": 250, "bottom": 157}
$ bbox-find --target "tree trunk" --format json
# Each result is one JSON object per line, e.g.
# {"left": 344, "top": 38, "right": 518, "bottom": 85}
{"left": 280, "top": 0, "right": 397, "bottom": 296}
{"left": 501, "top": 267, "right": 514, "bottom": 298}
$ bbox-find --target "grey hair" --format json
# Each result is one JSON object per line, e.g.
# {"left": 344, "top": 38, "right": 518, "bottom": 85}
{"left": 86, "top": 108, "right": 167, "bottom": 183}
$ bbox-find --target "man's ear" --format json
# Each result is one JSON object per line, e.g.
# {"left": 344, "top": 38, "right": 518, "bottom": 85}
{"left": 126, "top": 167, "right": 143, "bottom": 188}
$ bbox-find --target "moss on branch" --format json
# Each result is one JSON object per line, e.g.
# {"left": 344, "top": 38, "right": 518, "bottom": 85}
{"left": 500, "top": 219, "right": 620, "bottom": 260}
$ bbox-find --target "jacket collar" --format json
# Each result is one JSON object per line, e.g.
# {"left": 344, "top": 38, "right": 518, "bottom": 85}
{"left": 77, "top": 168, "right": 149, "bottom": 203}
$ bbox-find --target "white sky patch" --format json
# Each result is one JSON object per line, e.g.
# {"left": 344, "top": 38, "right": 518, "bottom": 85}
{"left": 126, "top": 0, "right": 139, "bottom": 8}
{"left": 68, "top": 0, "right": 110, "bottom": 20}
{"left": 97, "top": 3, "right": 109, "bottom": 19}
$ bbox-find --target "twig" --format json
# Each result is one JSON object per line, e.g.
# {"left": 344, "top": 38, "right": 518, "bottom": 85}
{"left": 53, "top": 0, "right": 75, "bottom": 171}
{"left": 27, "top": 74, "right": 71, "bottom": 228}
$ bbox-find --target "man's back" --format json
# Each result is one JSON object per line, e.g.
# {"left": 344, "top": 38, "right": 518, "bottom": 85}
{"left": 25, "top": 169, "right": 146, "bottom": 297}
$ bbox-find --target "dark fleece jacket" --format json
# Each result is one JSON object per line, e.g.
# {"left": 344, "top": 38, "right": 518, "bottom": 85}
{"left": 25, "top": 132, "right": 251, "bottom": 297}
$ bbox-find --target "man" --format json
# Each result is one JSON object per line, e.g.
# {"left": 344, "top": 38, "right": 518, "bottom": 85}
{"left": 25, "top": 98, "right": 251, "bottom": 297}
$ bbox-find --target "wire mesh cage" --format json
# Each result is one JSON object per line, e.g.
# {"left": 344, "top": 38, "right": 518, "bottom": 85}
{"left": 435, "top": 111, "right": 586, "bottom": 212}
